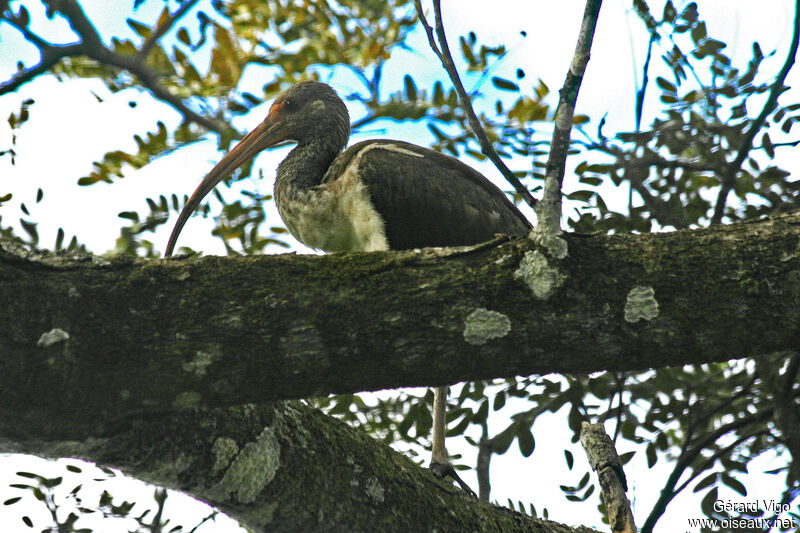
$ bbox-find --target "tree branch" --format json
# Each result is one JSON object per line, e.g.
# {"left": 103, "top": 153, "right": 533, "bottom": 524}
{"left": 413, "top": 0, "right": 538, "bottom": 210}
{"left": 2, "top": 212, "right": 799, "bottom": 441}
{"left": 580, "top": 422, "right": 636, "bottom": 533}
{"left": 537, "top": 0, "right": 603, "bottom": 234}
{"left": 2, "top": 403, "right": 596, "bottom": 533}
{"left": 1, "top": 0, "right": 227, "bottom": 135}
{"left": 641, "top": 408, "right": 774, "bottom": 531}
{"left": 711, "top": 0, "right": 800, "bottom": 224}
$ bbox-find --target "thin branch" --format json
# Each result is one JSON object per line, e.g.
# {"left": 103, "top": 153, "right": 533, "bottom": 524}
{"left": 774, "top": 352, "right": 800, "bottom": 483}
{"left": 711, "top": 0, "right": 800, "bottom": 224}
{"left": 537, "top": 0, "right": 603, "bottom": 233}
{"left": 580, "top": 422, "right": 636, "bottom": 533}
{"left": 641, "top": 408, "right": 774, "bottom": 532}
{"left": 1, "top": 0, "right": 228, "bottom": 135}
{"left": 477, "top": 420, "right": 492, "bottom": 502}
{"left": 138, "top": 0, "right": 201, "bottom": 59}
{"left": 413, "top": 0, "right": 538, "bottom": 209}
{"left": 672, "top": 428, "right": 771, "bottom": 496}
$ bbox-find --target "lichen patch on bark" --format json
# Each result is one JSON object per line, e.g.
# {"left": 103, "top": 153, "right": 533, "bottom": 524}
{"left": 514, "top": 250, "right": 567, "bottom": 300}
{"left": 209, "top": 426, "right": 280, "bottom": 504}
{"left": 624, "top": 286, "right": 659, "bottom": 323}
{"left": 463, "top": 308, "right": 511, "bottom": 345}
{"left": 182, "top": 344, "right": 222, "bottom": 376}
{"left": 37, "top": 328, "right": 70, "bottom": 347}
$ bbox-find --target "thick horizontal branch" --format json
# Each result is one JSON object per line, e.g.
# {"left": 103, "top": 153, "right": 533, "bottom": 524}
{"left": 2, "top": 403, "right": 594, "bottom": 533}
{"left": 2, "top": 212, "right": 800, "bottom": 440}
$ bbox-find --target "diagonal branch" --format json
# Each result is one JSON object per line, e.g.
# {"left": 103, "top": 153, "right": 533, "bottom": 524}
{"left": 537, "top": 0, "right": 603, "bottom": 233}
{"left": 2, "top": 0, "right": 226, "bottom": 135}
{"left": 711, "top": 0, "right": 800, "bottom": 224}
{"left": 641, "top": 408, "right": 774, "bottom": 531}
{"left": 413, "top": 0, "right": 538, "bottom": 210}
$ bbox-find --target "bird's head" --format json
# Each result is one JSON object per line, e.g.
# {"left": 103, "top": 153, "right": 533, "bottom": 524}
{"left": 164, "top": 81, "right": 349, "bottom": 256}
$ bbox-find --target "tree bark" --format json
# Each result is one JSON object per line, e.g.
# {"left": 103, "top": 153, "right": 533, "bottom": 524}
{"left": 2, "top": 212, "right": 800, "bottom": 440}
{"left": 3, "top": 211, "right": 800, "bottom": 531}
{"left": 1, "top": 402, "right": 596, "bottom": 533}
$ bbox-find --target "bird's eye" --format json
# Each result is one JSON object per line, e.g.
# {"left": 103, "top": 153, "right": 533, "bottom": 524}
{"left": 283, "top": 98, "right": 297, "bottom": 111}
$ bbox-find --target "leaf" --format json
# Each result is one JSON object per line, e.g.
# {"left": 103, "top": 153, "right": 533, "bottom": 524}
{"left": 156, "top": 6, "right": 170, "bottom": 30}
{"left": 693, "top": 472, "right": 717, "bottom": 492}
{"left": 492, "top": 77, "right": 519, "bottom": 92}
{"left": 701, "top": 486, "right": 719, "bottom": 516}
{"left": 564, "top": 450, "right": 574, "bottom": 470}
{"left": 403, "top": 75, "right": 417, "bottom": 101}
{"left": 721, "top": 473, "right": 747, "bottom": 496}
{"left": 619, "top": 451, "right": 635, "bottom": 465}
{"left": 22, "top": 515, "right": 33, "bottom": 527}
{"left": 3, "top": 497, "right": 22, "bottom": 505}
{"left": 662, "top": 1, "right": 676, "bottom": 23}
{"left": 20, "top": 219, "right": 38, "bottom": 244}
{"left": 126, "top": 18, "right": 152, "bottom": 39}
{"left": 691, "top": 21, "right": 707, "bottom": 44}
{"left": 567, "top": 190, "right": 594, "bottom": 202}
{"left": 177, "top": 28, "right": 191, "bottom": 46}
{"left": 656, "top": 77, "right": 676, "bottom": 93}
{"left": 119, "top": 211, "right": 139, "bottom": 222}
{"left": 55, "top": 227, "right": 64, "bottom": 250}
{"left": 646, "top": 442, "right": 657, "bottom": 468}
{"left": 517, "top": 427, "right": 535, "bottom": 457}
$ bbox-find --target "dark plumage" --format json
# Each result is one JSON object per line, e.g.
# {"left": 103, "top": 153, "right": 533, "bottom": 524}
{"left": 165, "top": 80, "right": 530, "bottom": 256}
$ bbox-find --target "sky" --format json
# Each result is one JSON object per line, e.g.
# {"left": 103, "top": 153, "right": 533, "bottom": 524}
{"left": 1, "top": 0, "right": 798, "bottom": 531}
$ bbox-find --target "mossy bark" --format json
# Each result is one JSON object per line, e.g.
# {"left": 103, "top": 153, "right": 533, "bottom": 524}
{"left": 2, "top": 212, "right": 800, "bottom": 530}
{"left": 2, "top": 212, "right": 799, "bottom": 439}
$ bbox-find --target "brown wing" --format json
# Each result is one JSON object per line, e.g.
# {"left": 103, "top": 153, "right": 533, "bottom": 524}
{"left": 324, "top": 140, "right": 531, "bottom": 250}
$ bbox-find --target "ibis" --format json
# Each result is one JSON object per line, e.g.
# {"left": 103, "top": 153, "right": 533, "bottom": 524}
{"left": 165, "top": 80, "right": 532, "bottom": 490}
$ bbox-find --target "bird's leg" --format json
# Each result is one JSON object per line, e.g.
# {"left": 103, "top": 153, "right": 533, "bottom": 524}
{"left": 430, "top": 385, "right": 475, "bottom": 496}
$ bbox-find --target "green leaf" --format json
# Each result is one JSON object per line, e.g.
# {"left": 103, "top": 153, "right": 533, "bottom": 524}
{"left": 492, "top": 77, "right": 519, "bottom": 92}
{"left": 3, "top": 497, "right": 22, "bottom": 505}
{"left": 126, "top": 18, "right": 152, "bottom": 39}
{"left": 517, "top": 427, "right": 535, "bottom": 457}
{"left": 567, "top": 190, "right": 594, "bottom": 202}
{"left": 403, "top": 75, "right": 417, "bottom": 101}
{"left": 564, "top": 450, "right": 574, "bottom": 470}
{"left": 177, "top": 28, "right": 191, "bottom": 46}
{"left": 701, "top": 486, "right": 719, "bottom": 516}
{"left": 693, "top": 472, "right": 717, "bottom": 492}
{"left": 656, "top": 77, "right": 676, "bottom": 93}
{"left": 646, "top": 442, "right": 657, "bottom": 468}
{"left": 721, "top": 473, "right": 747, "bottom": 496}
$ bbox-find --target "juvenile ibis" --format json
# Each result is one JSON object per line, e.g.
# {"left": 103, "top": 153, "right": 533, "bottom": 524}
{"left": 165, "top": 80, "right": 532, "bottom": 489}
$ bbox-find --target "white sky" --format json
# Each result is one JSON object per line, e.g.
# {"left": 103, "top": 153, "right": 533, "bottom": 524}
{"left": 1, "top": 0, "right": 798, "bottom": 531}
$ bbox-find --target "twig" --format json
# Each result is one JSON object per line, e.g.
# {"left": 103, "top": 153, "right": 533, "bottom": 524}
{"left": 413, "top": 0, "right": 537, "bottom": 209}
{"left": 711, "top": 0, "right": 800, "bottom": 224}
{"left": 537, "top": 0, "right": 603, "bottom": 234}
{"left": 476, "top": 420, "right": 492, "bottom": 502}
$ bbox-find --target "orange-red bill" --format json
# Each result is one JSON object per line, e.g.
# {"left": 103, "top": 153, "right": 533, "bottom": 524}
{"left": 164, "top": 110, "right": 288, "bottom": 257}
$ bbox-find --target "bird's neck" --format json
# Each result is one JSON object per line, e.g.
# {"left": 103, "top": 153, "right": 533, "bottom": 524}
{"left": 275, "top": 138, "right": 342, "bottom": 195}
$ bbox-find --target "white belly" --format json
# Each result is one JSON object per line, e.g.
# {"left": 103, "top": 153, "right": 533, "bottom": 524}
{"left": 277, "top": 165, "right": 389, "bottom": 252}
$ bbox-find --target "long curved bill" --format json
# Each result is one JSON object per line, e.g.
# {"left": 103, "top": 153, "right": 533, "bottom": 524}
{"left": 164, "top": 112, "right": 288, "bottom": 257}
